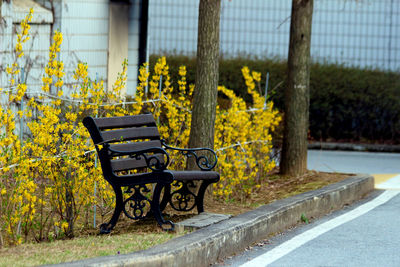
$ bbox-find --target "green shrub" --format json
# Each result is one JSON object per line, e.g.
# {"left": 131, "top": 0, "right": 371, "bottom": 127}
{"left": 150, "top": 55, "right": 400, "bottom": 144}
{"left": 309, "top": 63, "right": 400, "bottom": 143}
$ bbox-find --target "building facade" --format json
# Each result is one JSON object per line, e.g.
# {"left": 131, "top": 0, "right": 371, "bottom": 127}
{"left": 0, "top": 0, "right": 147, "bottom": 97}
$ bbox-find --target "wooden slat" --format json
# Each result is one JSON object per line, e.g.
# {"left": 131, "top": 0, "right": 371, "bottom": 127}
{"left": 111, "top": 154, "right": 165, "bottom": 172}
{"left": 109, "top": 140, "right": 162, "bottom": 152}
{"left": 94, "top": 114, "right": 156, "bottom": 130}
{"left": 102, "top": 127, "right": 160, "bottom": 142}
{"left": 82, "top": 116, "right": 103, "bottom": 144}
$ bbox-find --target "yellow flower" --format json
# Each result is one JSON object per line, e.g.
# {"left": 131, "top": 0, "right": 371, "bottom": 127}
{"left": 55, "top": 80, "right": 64, "bottom": 88}
{"left": 15, "top": 43, "right": 23, "bottom": 52}
{"left": 178, "top": 65, "right": 186, "bottom": 76}
{"left": 61, "top": 222, "right": 69, "bottom": 231}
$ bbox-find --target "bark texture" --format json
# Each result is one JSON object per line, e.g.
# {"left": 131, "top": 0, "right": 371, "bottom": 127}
{"left": 188, "top": 0, "right": 221, "bottom": 162}
{"left": 280, "top": 0, "right": 314, "bottom": 175}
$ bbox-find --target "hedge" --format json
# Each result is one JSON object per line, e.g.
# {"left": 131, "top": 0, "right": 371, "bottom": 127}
{"left": 149, "top": 55, "right": 400, "bottom": 144}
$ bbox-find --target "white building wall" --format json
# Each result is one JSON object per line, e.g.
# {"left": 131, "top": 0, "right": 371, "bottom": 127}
{"left": 57, "top": 0, "right": 109, "bottom": 93}
{"left": 128, "top": 0, "right": 142, "bottom": 96}
{"left": 53, "top": 0, "right": 141, "bottom": 96}
{"left": 0, "top": 0, "right": 53, "bottom": 97}
{"left": 1, "top": 0, "right": 142, "bottom": 98}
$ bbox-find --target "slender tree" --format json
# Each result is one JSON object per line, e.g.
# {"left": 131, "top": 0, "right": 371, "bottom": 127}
{"left": 280, "top": 0, "right": 314, "bottom": 176}
{"left": 188, "top": 0, "right": 221, "bottom": 167}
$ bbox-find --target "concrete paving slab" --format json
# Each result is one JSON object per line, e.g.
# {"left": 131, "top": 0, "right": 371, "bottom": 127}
{"left": 176, "top": 212, "right": 233, "bottom": 232}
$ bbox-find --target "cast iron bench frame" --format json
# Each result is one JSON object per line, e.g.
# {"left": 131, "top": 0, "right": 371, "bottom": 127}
{"left": 83, "top": 114, "right": 219, "bottom": 233}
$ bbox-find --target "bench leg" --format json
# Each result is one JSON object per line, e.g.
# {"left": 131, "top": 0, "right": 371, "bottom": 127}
{"left": 196, "top": 180, "right": 215, "bottom": 214}
{"left": 99, "top": 185, "right": 123, "bottom": 234}
{"left": 169, "top": 181, "right": 197, "bottom": 211}
{"left": 159, "top": 184, "right": 171, "bottom": 212}
{"left": 152, "top": 183, "right": 174, "bottom": 231}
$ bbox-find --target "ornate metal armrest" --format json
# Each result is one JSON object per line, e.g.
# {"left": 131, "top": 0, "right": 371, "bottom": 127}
{"left": 98, "top": 142, "right": 170, "bottom": 171}
{"left": 161, "top": 140, "right": 218, "bottom": 171}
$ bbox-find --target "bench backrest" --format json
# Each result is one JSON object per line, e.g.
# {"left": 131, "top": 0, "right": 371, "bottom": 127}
{"left": 83, "top": 114, "right": 163, "bottom": 173}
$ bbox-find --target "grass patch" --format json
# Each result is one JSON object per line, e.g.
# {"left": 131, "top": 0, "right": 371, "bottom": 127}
{"left": 0, "top": 231, "right": 181, "bottom": 267}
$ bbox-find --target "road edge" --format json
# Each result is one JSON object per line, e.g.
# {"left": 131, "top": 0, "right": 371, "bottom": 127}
{"left": 308, "top": 142, "right": 400, "bottom": 152}
{"left": 56, "top": 174, "right": 374, "bottom": 267}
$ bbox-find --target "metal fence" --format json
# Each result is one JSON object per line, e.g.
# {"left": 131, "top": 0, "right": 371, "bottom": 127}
{"left": 148, "top": 0, "right": 400, "bottom": 71}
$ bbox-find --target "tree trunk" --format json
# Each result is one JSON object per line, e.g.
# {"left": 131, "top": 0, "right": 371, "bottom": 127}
{"left": 280, "top": 0, "right": 314, "bottom": 176}
{"left": 188, "top": 0, "right": 221, "bottom": 168}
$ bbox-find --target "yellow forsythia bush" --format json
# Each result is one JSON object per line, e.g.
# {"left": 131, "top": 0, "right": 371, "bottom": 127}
{"left": 0, "top": 10, "right": 281, "bottom": 247}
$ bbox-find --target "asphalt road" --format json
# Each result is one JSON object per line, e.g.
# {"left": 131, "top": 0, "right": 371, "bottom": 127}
{"left": 214, "top": 150, "right": 400, "bottom": 267}
{"left": 307, "top": 150, "right": 400, "bottom": 173}
{"left": 258, "top": 191, "right": 400, "bottom": 267}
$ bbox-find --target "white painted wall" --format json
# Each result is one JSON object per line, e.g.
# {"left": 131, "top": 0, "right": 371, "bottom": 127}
{"left": 128, "top": 0, "right": 141, "bottom": 96}
{"left": 59, "top": 0, "right": 142, "bottom": 96}
{"left": 1, "top": 0, "right": 142, "bottom": 98}
{"left": 57, "top": 0, "right": 109, "bottom": 93}
{"left": 0, "top": 0, "right": 53, "bottom": 97}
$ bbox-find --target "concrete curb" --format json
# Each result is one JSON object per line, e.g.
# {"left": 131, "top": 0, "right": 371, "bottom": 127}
{"left": 57, "top": 174, "right": 374, "bottom": 267}
{"left": 308, "top": 142, "right": 400, "bottom": 153}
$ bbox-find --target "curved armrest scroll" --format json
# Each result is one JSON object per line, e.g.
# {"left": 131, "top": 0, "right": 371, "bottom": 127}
{"left": 99, "top": 142, "right": 170, "bottom": 171}
{"left": 161, "top": 140, "right": 218, "bottom": 171}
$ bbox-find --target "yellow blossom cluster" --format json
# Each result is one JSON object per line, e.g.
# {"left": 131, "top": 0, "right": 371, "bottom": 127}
{"left": 213, "top": 67, "right": 281, "bottom": 200}
{"left": 133, "top": 60, "right": 281, "bottom": 199}
{"left": 0, "top": 12, "right": 123, "bottom": 246}
{"left": 5, "top": 8, "right": 33, "bottom": 96}
{"left": 42, "top": 31, "right": 64, "bottom": 92}
{"left": 15, "top": 8, "right": 34, "bottom": 59}
{"left": 0, "top": 10, "right": 35, "bottom": 246}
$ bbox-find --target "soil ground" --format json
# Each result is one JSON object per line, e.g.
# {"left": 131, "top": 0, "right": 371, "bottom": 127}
{"left": 103, "top": 170, "right": 353, "bottom": 234}
{"left": 205, "top": 170, "right": 353, "bottom": 216}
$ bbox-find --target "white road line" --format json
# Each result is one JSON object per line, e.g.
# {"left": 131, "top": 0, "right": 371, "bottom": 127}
{"left": 376, "top": 174, "right": 400, "bottom": 189}
{"left": 240, "top": 190, "right": 400, "bottom": 267}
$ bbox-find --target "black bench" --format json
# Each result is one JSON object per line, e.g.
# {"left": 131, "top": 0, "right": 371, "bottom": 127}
{"left": 83, "top": 114, "right": 219, "bottom": 233}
